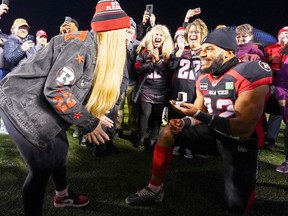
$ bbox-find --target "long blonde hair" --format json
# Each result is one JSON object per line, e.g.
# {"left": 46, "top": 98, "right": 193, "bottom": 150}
{"left": 136, "top": 25, "right": 174, "bottom": 60}
{"left": 85, "top": 29, "right": 126, "bottom": 118}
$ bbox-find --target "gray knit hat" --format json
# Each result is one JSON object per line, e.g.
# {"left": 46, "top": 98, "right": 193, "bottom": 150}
{"left": 202, "top": 27, "right": 237, "bottom": 53}
{"left": 130, "top": 17, "right": 137, "bottom": 31}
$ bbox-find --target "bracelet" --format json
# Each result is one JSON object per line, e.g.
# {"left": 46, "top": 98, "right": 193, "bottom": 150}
{"left": 193, "top": 111, "right": 213, "bottom": 125}
{"left": 193, "top": 111, "right": 231, "bottom": 136}
{"left": 182, "top": 116, "right": 196, "bottom": 127}
{"left": 193, "top": 110, "right": 201, "bottom": 118}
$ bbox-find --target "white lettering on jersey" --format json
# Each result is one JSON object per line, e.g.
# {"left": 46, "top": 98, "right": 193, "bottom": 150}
{"left": 217, "top": 90, "right": 229, "bottom": 95}
{"left": 177, "top": 58, "right": 201, "bottom": 80}
{"left": 204, "top": 97, "right": 235, "bottom": 118}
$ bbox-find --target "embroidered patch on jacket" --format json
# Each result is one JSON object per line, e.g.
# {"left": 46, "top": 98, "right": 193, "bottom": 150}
{"left": 56, "top": 66, "right": 76, "bottom": 86}
{"left": 74, "top": 112, "right": 82, "bottom": 119}
{"left": 64, "top": 31, "right": 88, "bottom": 41}
{"left": 76, "top": 54, "right": 84, "bottom": 64}
{"left": 53, "top": 92, "right": 77, "bottom": 113}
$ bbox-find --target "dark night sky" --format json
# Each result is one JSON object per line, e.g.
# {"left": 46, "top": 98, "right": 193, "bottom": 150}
{"left": 1, "top": 0, "right": 287, "bottom": 40}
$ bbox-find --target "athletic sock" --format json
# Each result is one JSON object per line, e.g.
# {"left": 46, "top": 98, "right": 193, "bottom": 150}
{"left": 55, "top": 186, "right": 69, "bottom": 197}
{"left": 148, "top": 183, "right": 161, "bottom": 193}
{"left": 149, "top": 144, "right": 173, "bottom": 186}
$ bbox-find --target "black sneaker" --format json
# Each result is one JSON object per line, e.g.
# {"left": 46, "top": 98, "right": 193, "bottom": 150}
{"left": 54, "top": 187, "right": 89, "bottom": 208}
{"left": 264, "top": 137, "right": 275, "bottom": 151}
{"left": 125, "top": 186, "right": 164, "bottom": 205}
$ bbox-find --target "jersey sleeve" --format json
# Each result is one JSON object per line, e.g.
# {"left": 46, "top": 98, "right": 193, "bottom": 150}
{"left": 231, "top": 61, "right": 273, "bottom": 94}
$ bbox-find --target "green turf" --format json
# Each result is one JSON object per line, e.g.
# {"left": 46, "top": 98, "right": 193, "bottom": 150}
{"left": 1, "top": 126, "right": 288, "bottom": 216}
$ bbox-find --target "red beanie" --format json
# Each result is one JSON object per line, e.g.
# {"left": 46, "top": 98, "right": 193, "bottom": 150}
{"left": 278, "top": 26, "right": 288, "bottom": 38}
{"left": 174, "top": 27, "right": 185, "bottom": 41}
{"left": 91, "top": 0, "right": 130, "bottom": 32}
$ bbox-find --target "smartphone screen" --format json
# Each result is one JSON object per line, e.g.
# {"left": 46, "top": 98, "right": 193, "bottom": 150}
{"left": 2, "top": 0, "right": 9, "bottom": 7}
{"left": 146, "top": 4, "right": 153, "bottom": 15}
{"left": 192, "top": 7, "right": 201, "bottom": 15}
{"left": 26, "top": 35, "right": 34, "bottom": 42}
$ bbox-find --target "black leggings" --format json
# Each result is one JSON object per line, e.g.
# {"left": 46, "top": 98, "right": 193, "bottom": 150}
{"left": 1, "top": 110, "right": 68, "bottom": 216}
{"left": 139, "top": 101, "right": 165, "bottom": 141}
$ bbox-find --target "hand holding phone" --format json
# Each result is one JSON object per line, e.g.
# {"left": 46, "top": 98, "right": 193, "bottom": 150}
{"left": 26, "top": 35, "right": 35, "bottom": 42}
{"left": 146, "top": 4, "right": 153, "bottom": 15}
{"left": 0, "top": 0, "right": 9, "bottom": 14}
{"left": 191, "top": 7, "right": 201, "bottom": 16}
{"left": 2, "top": 0, "right": 9, "bottom": 7}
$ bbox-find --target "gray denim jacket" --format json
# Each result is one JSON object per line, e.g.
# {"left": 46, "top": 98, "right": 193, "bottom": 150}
{"left": 0, "top": 31, "right": 99, "bottom": 150}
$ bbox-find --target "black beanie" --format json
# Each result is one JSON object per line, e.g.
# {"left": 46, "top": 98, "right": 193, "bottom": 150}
{"left": 202, "top": 27, "right": 237, "bottom": 53}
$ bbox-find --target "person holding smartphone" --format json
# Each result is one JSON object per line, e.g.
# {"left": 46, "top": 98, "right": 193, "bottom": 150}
{"left": 136, "top": 5, "right": 156, "bottom": 41}
{"left": 183, "top": 7, "right": 201, "bottom": 28}
{"left": 3, "top": 18, "right": 36, "bottom": 72}
{"left": 0, "top": 2, "right": 8, "bottom": 18}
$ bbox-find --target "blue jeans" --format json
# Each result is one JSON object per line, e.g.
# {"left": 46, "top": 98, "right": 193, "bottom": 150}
{"left": 0, "top": 69, "right": 9, "bottom": 80}
{"left": 266, "top": 114, "right": 283, "bottom": 140}
{"left": 0, "top": 109, "right": 68, "bottom": 216}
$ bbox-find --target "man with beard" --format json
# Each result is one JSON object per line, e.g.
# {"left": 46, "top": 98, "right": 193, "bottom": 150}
{"left": 125, "top": 27, "right": 272, "bottom": 214}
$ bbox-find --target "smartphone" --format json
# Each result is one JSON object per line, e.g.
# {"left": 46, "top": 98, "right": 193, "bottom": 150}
{"left": 192, "top": 7, "right": 201, "bottom": 15}
{"left": 146, "top": 4, "right": 153, "bottom": 15}
{"left": 65, "top": 16, "right": 72, "bottom": 22}
{"left": 2, "top": 0, "right": 9, "bottom": 7}
{"left": 26, "top": 35, "right": 34, "bottom": 42}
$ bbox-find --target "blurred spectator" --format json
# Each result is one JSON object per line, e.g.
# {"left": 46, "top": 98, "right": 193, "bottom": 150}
{"left": 0, "top": 3, "right": 9, "bottom": 79}
{"left": 59, "top": 17, "right": 79, "bottom": 34}
{"left": 264, "top": 26, "right": 288, "bottom": 150}
{"left": 235, "top": 23, "right": 265, "bottom": 62}
{"left": 116, "top": 17, "right": 140, "bottom": 144}
{"left": 3, "top": 18, "right": 36, "bottom": 71}
{"left": 0, "top": 3, "right": 9, "bottom": 134}
{"left": 274, "top": 44, "right": 288, "bottom": 173}
{"left": 35, "top": 30, "right": 48, "bottom": 51}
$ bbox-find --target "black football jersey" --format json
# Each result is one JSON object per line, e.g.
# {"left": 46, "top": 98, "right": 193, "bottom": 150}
{"left": 197, "top": 61, "right": 272, "bottom": 117}
{"left": 197, "top": 60, "right": 272, "bottom": 146}
{"left": 170, "top": 49, "right": 201, "bottom": 103}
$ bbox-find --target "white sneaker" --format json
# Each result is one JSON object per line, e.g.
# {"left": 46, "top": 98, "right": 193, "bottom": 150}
{"left": 72, "top": 128, "right": 80, "bottom": 138}
{"left": 0, "top": 120, "right": 9, "bottom": 135}
{"left": 0, "top": 129, "right": 9, "bottom": 135}
{"left": 184, "top": 148, "right": 193, "bottom": 159}
{"left": 172, "top": 146, "right": 181, "bottom": 155}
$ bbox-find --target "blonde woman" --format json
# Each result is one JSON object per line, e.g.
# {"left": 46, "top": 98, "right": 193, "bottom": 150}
{"left": 135, "top": 24, "right": 174, "bottom": 149}
{"left": 0, "top": 1, "right": 129, "bottom": 215}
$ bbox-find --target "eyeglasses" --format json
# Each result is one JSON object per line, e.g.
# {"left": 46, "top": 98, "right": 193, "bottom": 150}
{"left": 188, "top": 31, "right": 200, "bottom": 34}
